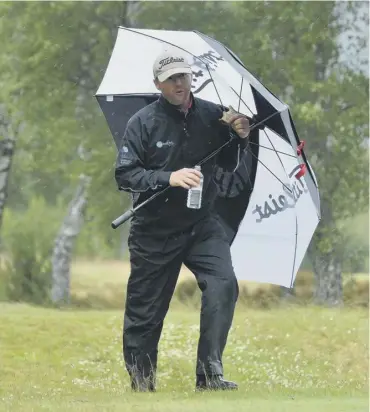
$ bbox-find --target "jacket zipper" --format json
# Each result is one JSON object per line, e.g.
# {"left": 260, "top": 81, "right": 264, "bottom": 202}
{"left": 181, "top": 115, "right": 190, "bottom": 164}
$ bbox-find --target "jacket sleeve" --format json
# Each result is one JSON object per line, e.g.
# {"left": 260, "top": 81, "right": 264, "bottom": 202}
{"left": 115, "top": 115, "right": 172, "bottom": 193}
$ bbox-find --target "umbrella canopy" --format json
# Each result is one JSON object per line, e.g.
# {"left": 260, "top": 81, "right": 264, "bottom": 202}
{"left": 96, "top": 27, "right": 321, "bottom": 288}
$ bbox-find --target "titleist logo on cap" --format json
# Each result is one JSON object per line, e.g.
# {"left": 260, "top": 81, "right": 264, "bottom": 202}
{"left": 158, "top": 57, "right": 185, "bottom": 70}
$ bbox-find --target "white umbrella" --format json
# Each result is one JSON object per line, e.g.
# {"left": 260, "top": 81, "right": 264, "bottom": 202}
{"left": 96, "top": 27, "right": 321, "bottom": 288}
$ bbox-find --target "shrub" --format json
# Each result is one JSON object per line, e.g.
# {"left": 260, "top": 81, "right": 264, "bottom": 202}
{"left": 343, "top": 277, "right": 369, "bottom": 307}
{"left": 70, "top": 283, "right": 126, "bottom": 310}
{"left": 175, "top": 278, "right": 201, "bottom": 308}
{"left": 241, "top": 284, "right": 282, "bottom": 309}
{"left": 0, "top": 197, "right": 63, "bottom": 305}
{"left": 293, "top": 271, "right": 315, "bottom": 303}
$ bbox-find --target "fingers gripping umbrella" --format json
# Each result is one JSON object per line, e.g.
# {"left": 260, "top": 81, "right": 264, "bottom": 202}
{"left": 95, "top": 27, "right": 321, "bottom": 288}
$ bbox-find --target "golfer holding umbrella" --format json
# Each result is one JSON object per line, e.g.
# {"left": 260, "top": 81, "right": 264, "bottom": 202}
{"left": 115, "top": 49, "right": 250, "bottom": 392}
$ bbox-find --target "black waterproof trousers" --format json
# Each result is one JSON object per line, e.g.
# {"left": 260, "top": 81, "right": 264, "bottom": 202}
{"left": 123, "top": 215, "right": 239, "bottom": 382}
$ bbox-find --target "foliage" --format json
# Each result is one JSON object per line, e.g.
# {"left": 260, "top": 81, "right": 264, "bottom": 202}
{"left": 0, "top": 197, "right": 64, "bottom": 304}
{"left": 63, "top": 260, "right": 369, "bottom": 310}
{"left": 0, "top": 1, "right": 368, "bottom": 302}
{"left": 133, "top": 1, "right": 370, "bottom": 296}
{"left": 0, "top": 0, "right": 130, "bottom": 245}
{"left": 74, "top": 212, "right": 128, "bottom": 259}
{"left": 227, "top": 1, "right": 369, "bottom": 239}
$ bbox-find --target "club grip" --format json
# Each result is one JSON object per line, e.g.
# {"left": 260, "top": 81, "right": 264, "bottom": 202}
{"left": 111, "top": 209, "right": 134, "bottom": 229}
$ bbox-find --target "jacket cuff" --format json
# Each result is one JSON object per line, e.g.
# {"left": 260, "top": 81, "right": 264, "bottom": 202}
{"left": 156, "top": 171, "right": 172, "bottom": 187}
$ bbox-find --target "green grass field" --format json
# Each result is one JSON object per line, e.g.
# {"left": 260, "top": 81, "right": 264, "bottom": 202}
{"left": 0, "top": 303, "right": 368, "bottom": 411}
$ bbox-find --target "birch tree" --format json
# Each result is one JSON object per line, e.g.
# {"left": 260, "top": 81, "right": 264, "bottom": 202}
{"left": 0, "top": 109, "right": 16, "bottom": 232}
{"left": 51, "top": 174, "right": 91, "bottom": 304}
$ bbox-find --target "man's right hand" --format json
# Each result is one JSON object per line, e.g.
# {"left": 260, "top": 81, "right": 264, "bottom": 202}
{"left": 169, "top": 168, "right": 202, "bottom": 189}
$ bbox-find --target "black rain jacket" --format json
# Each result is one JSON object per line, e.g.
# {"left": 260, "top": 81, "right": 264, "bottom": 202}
{"left": 115, "top": 94, "right": 247, "bottom": 236}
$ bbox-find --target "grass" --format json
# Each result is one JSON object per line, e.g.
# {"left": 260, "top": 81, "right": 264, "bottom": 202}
{"left": 68, "top": 259, "right": 369, "bottom": 309}
{"left": 0, "top": 303, "right": 368, "bottom": 411}
{"left": 69, "top": 259, "right": 196, "bottom": 308}
{"left": 70, "top": 259, "right": 198, "bottom": 292}
{"left": 0, "top": 397, "right": 367, "bottom": 412}
{"left": 70, "top": 259, "right": 369, "bottom": 292}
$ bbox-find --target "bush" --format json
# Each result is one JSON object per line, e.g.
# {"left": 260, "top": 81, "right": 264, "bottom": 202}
{"left": 175, "top": 278, "right": 283, "bottom": 310}
{"left": 0, "top": 197, "right": 63, "bottom": 305}
{"left": 173, "top": 271, "right": 368, "bottom": 311}
{"left": 293, "top": 270, "right": 315, "bottom": 303}
{"left": 175, "top": 278, "right": 201, "bottom": 308}
{"left": 343, "top": 277, "right": 369, "bottom": 307}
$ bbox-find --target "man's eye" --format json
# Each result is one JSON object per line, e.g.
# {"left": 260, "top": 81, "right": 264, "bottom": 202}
{"left": 170, "top": 74, "right": 185, "bottom": 81}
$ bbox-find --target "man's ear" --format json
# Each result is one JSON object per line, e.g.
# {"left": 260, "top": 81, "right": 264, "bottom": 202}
{"left": 153, "top": 78, "right": 161, "bottom": 91}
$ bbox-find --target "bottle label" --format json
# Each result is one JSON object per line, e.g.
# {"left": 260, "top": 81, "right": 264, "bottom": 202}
{"left": 186, "top": 166, "right": 203, "bottom": 209}
{"left": 187, "top": 189, "right": 202, "bottom": 209}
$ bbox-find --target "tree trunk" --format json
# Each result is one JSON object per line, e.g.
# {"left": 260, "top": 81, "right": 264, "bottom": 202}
{"left": 312, "top": 252, "right": 343, "bottom": 306}
{"left": 0, "top": 113, "right": 16, "bottom": 231}
{"left": 51, "top": 0, "right": 138, "bottom": 304}
{"left": 51, "top": 174, "right": 90, "bottom": 305}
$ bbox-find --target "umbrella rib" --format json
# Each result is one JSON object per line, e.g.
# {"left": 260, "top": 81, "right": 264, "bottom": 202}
{"left": 239, "top": 153, "right": 254, "bottom": 192}
{"left": 227, "top": 85, "right": 296, "bottom": 151}
{"left": 204, "top": 63, "right": 254, "bottom": 122}
{"left": 229, "top": 84, "right": 255, "bottom": 119}
{"left": 262, "top": 128, "right": 298, "bottom": 199}
{"left": 201, "top": 111, "right": 287, "bottom": 168}
{"left": 243, "top": 145, "right": 292, "bottom": 194}
{"left": 262, "top": 127, "right": 298, "bottom": 184}
{"left": 258, "top": 119, "right": 296, "bottom": 148}
{"left": 248, "top": 141, "right": 296, "bottom": 158}
{"left": 204, "top": 64, "right": 224, "bottom": 107}
{"left": 237, "top": 77, "right": 243, "bottom": 113}
{"left": 290, "top": 216, "right": 299, "bottom": 288}
{"left": 249, "top": 110, "right": 282, "bottom": 131}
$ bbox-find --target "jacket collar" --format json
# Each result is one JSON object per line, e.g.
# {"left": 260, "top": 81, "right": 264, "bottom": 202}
{"left": 158, "top": 93, "right": 196, "bottom": 118}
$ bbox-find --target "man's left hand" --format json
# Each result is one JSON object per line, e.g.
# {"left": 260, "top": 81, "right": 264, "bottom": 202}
{"left": 220, "top": 106, "right": 250, "bottom": 139}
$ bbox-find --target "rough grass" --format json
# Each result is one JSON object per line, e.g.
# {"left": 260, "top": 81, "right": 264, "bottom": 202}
{"left": 69, "top": 259, "right": 369, "bottom": 309}
{"left": 0, "top": 303, "right": 368, "bottom": 411}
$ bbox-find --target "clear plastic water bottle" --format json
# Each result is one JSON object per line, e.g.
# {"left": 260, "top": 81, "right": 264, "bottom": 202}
{"left": 187, "top": 165, "right": 203, "bottom": 209}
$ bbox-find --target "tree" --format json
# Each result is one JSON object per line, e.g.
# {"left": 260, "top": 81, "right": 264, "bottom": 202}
{"left": 0, "top": 1, "right": 367, "bottom": 306}
{"left": 227, "top": 1, "right": 368, "bottom": 305}
{"left": 0, "top": 109, "right": 17, "bottom": 232}
{"left": 0, "top": 1, "right": 143, "bottom": 302}
{"left": 0, "top": 1, "right": 133, "bottom": 303}
{"left": 51, "top": 174, "right": 91, "bottom": 305}
{"left": 135, "top": 1, "right": 369, "bottom": 305}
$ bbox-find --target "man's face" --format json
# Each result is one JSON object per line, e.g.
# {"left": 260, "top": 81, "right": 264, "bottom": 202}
{"left": 154, "top": 73, "right": 192, "bottom": 106}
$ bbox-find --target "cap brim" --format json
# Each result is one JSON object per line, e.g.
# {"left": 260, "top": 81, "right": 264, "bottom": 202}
{"left": 157, "top": 67, "right": 192, "bottom": 82}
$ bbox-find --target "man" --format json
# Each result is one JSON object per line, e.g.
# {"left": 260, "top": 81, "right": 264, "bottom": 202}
{"left": 115, "top": 50, "right": 250, "bottom": 392}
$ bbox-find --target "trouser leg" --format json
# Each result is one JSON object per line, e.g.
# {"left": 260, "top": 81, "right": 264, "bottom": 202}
{"left": 123, "top": 231, "right": 183, "bottom": 387}
{"left": 184, "top": 216, "right": 239, "bottom": 376}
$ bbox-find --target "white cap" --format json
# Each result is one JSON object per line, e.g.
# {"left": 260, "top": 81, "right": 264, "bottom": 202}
{"left": 153, "top": 50, "right": 192, "bottom": 82}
